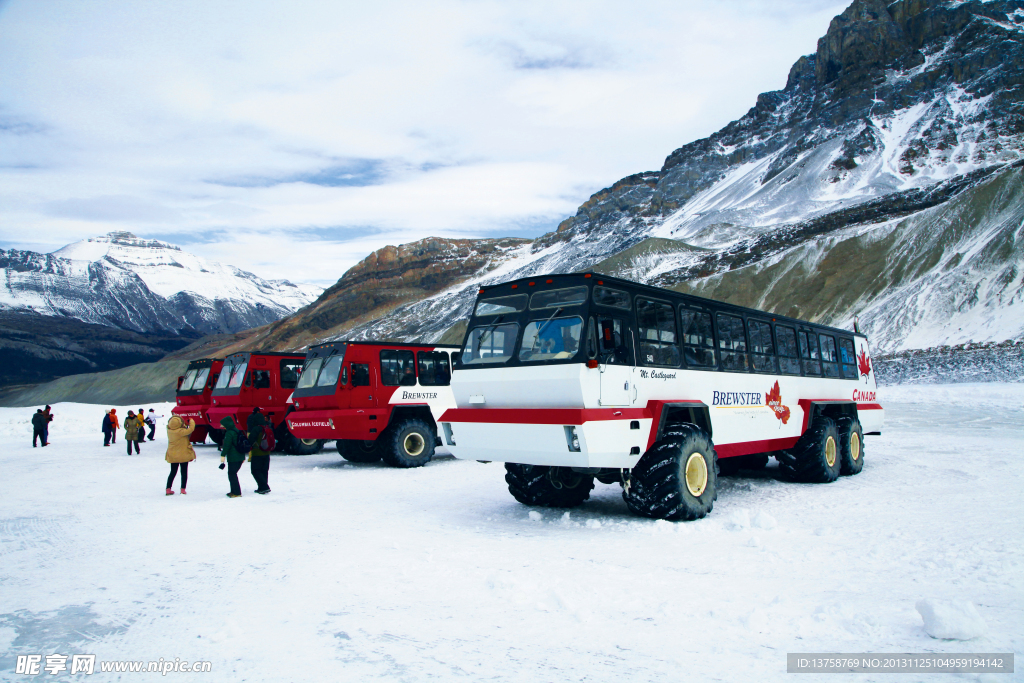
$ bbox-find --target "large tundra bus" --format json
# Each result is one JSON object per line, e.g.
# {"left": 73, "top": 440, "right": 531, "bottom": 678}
{"left": 206, "top": 351, "right": 323, "bottom": 455}
{"left": 172, "top": 358, "right": 223, "bottom": 444}
{"left": 439, "top": 273, "right": 882, "bottom": 521}
{"left": 286, "top": 341, "right": 459, "bottom": 467}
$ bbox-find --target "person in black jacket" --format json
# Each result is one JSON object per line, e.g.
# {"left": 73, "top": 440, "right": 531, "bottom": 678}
{"left": 246, "top": 407, "right": 271, "bottom": 494}
{"left": 32, "top": 409, "right": 47, "bottom": 447}
{"left": 102, "top": 410, "right": 113, "bottom": 446}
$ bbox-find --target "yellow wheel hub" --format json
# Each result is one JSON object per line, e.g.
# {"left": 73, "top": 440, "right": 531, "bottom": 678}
{"left": 403, "top": 433, "right": 425, "bottom": 457}
{"left": 850, "top": 432, "right": 861, "bottom": 462}
{"left": 825, "top": 436, "right": 837, "bottom": 467}
{"left": 684, "top": 452, "right": 708, "bottom": 497}
{"left": 301, "top": 438, "right": 318, "bottom": 447}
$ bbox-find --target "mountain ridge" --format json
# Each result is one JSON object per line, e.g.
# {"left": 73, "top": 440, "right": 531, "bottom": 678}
{"left": 234, "top": 0, "right": 1021, "bottom": 356}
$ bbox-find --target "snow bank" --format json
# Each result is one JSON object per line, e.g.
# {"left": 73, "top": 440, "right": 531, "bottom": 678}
{"left": 880, "top": 382, "right": 1024, "bottom": 410}
{"left": 0, "top": 402, "right": 176, "bottom": 439}
{"left": 916, "top": 598, "right": 989, "bottom": 640}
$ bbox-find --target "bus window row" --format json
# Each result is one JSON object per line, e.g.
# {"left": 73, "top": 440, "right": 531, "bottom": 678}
{"left": 592, "top": 287, "right": 860, "bottom": 379}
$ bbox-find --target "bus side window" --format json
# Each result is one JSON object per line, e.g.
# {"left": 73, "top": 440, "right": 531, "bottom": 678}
{"left": 280, "top": 360, "right": 303, "bottom": 389}
{"left": 798, "top": 330, "right": 821, "bottom": 375}
{"left": 380, "top": 350, "right": 416, "bottom": 386}
{"left": 747, "top": 320, "right": 777, "bottom": 373}
{"left": 716, "top": 313, "right": 749, "bottom": 372}
{"left": 679, "top": 307, "right": 715, "bottom": 368}
{"left": 636, "top": 298, "right": 680, "bottom": 367}
{"left": 819, "top": 334, "right": 840, "bottom": 378}
{"left": 839, "top": 338, "right": 858, "bottom": 379}
{"left": 252, "top": 370, "right": 271, "bottom": 389}
{"left": 351, "top": 363, "right": 370, "bottom": 387}
{"left": 417, "top": 351, "right": 451, "bottom": 386}
{"left": 775, "top": 325, "right": 800, "bottom": 375}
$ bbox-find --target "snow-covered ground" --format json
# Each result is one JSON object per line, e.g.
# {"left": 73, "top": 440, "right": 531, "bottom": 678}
{"left": 1, "top": 386, "right": 1021, "bottom": 682}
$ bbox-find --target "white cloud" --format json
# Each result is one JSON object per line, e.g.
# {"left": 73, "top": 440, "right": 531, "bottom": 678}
{"left": 0, "top": 0, "right": 847, "bottom": 283}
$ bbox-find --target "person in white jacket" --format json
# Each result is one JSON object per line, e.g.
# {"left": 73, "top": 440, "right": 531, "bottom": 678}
{"left": 146, "top": 409, "right": 165, "bottom": 441}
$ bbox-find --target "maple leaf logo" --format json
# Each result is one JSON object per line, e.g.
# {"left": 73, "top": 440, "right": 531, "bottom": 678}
{"left": 858, "top": 346, "right": 872, "bottom": 382}
{"left": 765, "top": 380, "right": 790, "bottom": 425}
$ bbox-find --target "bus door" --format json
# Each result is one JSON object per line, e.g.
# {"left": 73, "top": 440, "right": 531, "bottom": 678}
{"left": 594, "top": 316, "right": 632, "bottom": 406}
{"left": 348, "top": 360, "right": 377, "bottom": 410}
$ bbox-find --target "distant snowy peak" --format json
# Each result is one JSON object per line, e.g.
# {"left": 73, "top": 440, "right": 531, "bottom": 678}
{"left": 1, "top": 232, "right": 323, "bottom": 336}
{"left": 52, "top": 230, "right": 182, "bottom": 261}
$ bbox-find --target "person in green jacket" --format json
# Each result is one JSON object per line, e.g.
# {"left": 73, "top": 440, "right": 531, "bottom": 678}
{"left": 219, "top": 416, "right": 248, "bottom": 498}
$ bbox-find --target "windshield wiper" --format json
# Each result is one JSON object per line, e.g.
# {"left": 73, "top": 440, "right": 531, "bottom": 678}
{"left": 530, "top": 307, "right": 564, "bottom": 351}
{"left": 475, "top": 314, "right": 506, "bottom": 349}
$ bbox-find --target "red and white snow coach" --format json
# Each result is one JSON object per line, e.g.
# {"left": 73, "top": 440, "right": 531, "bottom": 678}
{"left": 439, "top": 273, "right": 883, "bottom": 520}
{"left": 286, "top": 341, "right": 459, "bottom": 467}
{"left": 206, "top": 351, "right": 323, "bottom": 454}
{"left": 172, "top": 358, "right": 224, "bottom": 444}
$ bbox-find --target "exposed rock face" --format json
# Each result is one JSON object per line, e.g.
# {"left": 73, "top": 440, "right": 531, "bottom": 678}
{"left": 243, "top": 236, "right": 530, "bottom": 350}
{"left": 227, "top": 0, "right": 1023, "bottom": 357}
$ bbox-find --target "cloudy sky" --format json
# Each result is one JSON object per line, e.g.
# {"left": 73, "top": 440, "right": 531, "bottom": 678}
{"left": 0, "top": 0, "right": 845, "bottom": 285}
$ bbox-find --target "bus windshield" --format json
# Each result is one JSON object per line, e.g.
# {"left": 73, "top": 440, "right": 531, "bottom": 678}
{"left": 226, "top": 362, "right": 248, "bottom": 389}
{"left": 178, "top": 369, "right": 198, "bottom": 392}
{"left": 519, "top": 317, "right": 583, "bottom": 362}
{"left": 214, "top": 365, "right": 234, "bottom": 389}
{"left": 461, "top": 323, "right": 519, "bottom": 365}
{"left": 296, "top": 358, "right": 323, "bottom": 389}
{"left": 192, "top": 367, "right": 211, "bottom": 390}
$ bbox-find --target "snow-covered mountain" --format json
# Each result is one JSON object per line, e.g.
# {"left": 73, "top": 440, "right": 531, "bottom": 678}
{"left": 0, "top": 231, "right": 322, "bottom": 336}
{"left": 240, "top": 0, "right": 1022, "bottom": 357}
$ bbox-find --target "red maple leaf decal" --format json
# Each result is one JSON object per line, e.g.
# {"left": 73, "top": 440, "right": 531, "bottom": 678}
{"left": 765, "top": 380, "right": 790, "bottom": 425}
{"left": 858, "top": 346, "right": 872, "bottom": 382}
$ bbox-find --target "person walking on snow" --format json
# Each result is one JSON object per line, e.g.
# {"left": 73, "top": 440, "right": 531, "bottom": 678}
{"left": 219, "top": 417, "right": 247, "bottom": 497}
{"left": 147, "top": 409, "right": 164, "bottom": 441}
{"left": 246, "top": 407, "right": 271, "bottom": 494}
{"left": 31, "top": 409, "right": 47, "bottom": 447}
{"left": 109, "top": 409, "right": 119, "bottom": 444}
{"left": 135, "top": 409, "right": 146, "bottom": 449}
{"left": 165, "top": 415, "right": 196, "bottom": 495}
{"left": 102, "top": 410, "right": 113, "bottom": 446}
{"left": 124, "top": 411, "right": 141, "bottom": 455}
{"left": 42, "top": 405, "right": 53, "bottom": 445}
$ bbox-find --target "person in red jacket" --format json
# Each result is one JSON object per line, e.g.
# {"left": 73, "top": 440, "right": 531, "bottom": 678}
{"left": 109, "top": 409, "right": 120, "bottom": 443}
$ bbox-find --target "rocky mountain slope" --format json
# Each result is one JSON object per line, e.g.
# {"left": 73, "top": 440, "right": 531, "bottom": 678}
{"left": 235, "top": 0, "right": 1021, "bottom": 359}
{"left": 1, "top": 231, "right": 322, "bottom": 336}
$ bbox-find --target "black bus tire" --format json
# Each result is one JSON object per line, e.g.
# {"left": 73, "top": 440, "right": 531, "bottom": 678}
{"left": 623, "top": 423, "right": 717, "bottom": 521}
{"left": 208, "top": 428, "right": 225, "bottom": 447}
{"left": 504, "top": 464, "right": 594, "bottom": 507}
{"left": 780, "top": 417, "right": 840, "bottom": 483}
{"left": 380, "top": 419, "right": 435, "bottom": 468}
{"left": 836, "top": 416, "right": 864, "bottom": 476}
{"left": 336, "top": 439, "right": 382, "bottom": 463}
{"left": 286, "top": 433, "right": 323, "bottom": 455}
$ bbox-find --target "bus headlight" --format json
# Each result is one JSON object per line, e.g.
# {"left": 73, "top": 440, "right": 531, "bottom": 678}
{"left": 442, "top": 423, "right": 456, "bottom": 446}
{"left": 564, "top": 426, "right": 581, "bottom": 452}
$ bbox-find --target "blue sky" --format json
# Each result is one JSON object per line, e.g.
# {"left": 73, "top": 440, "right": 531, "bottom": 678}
{"left": 0, "top": 0, "right": 846, "bottom": 284}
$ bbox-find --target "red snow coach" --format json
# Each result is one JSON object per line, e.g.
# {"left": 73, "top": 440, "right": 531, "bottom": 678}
{"left": 206, "top": 351, "right": 323, "bottom": 455}
{"left": 440, "top": 273, "right": 884, "bottom": 521}
{"left": 286, "top": 341, "right": 459, "bottom": 467}
{"left": 172, "top": 358, "right": 224, "bottom": 444}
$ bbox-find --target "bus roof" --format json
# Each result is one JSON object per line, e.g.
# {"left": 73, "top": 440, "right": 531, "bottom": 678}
{"left": 476, "top": 272, "right": 866, "bottom": 340}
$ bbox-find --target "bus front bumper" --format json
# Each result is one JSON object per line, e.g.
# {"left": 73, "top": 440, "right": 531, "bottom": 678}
{"left": 439, "top": 408, "right": 651, "bottom": 469}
